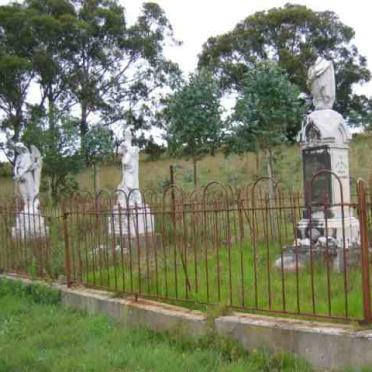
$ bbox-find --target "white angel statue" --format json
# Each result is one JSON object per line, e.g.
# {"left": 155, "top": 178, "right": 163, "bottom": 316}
{"left": 117, "top": 128, "right": 142, "bottom": 207}
{"left": 13, "top": 143, "right": 42, "bottom": 212}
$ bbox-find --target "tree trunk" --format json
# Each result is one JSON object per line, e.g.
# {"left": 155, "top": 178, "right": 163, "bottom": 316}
{"left": 93, "top": 163, "right": 100, "bottom": 197}
{"left": 192, "top": 157, "right": 198, "bottom": 187}
{"left": 80, "top": 102, "right": 89, "bottom": 161}
{"left": 80, "top": 102, "right": 89, "bottom": 138}
{"left": 48, "top": 93, "right": 56, "bottom": 131}
{"left": 265, "top": 148, "right": 275, "bottom": 201}
{"left": 12, "top": 106, "right": 23, "bottom": 143}
{"left": 255, "top": 151, "right": 260, "bottom": 177}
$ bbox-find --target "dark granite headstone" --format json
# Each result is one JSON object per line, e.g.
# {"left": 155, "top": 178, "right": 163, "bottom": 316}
{"left": 303, "top": 146, "right": 332, "bottom": 206}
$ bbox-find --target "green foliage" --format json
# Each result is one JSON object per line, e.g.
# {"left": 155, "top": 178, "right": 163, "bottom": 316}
{"left": 0, "top": 278, "right": 61, "bottom": 305}
{"left": 0, "top": 162, "right": 12, "bottom": 177}
{"left": 61, "top": 0, "right": 180, "bottom": 137}
{"left": 165, "top": 69, "right": 223, "bottom": 185}
{"left": 198, "top": 3, "right": 371, "bottom": 128}
{"left": 143, "top": 136, "right": 166, "bottom": 161}
{"left": 0, "top": 0, "right": 181, "bottom": 155}
{"left": 23, "top": 113, "right": 83, "bottom": 200}
{"left": 0, "top": 4, "right": 35, "bottom": 141}
{"left": 82, "top": 125, "right": 113, "bottom": 164}
{"left": 229, "top": 62, "right": 305, "bottom": 154}
{"left": 166, "top": 69, "right": 223, "bottom": 160}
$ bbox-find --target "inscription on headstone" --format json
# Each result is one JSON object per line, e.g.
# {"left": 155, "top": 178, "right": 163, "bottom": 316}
{"left": 303, "top": 146, "right": 332, "bottom": 206}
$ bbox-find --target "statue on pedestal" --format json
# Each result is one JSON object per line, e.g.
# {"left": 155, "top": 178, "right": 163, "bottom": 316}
{"left": 10, "top": 142, "right": 47, "bottom": 238}
{"left": 117, "top": 128, "right": 142, "bottom": 207}
{"left": 307, "top": 56, "right": 335, "bottom": 110}
{"left": 275, "top": 56, "right": 359, "bottom": 272}
{"left": 13, "top": 143, "right": 42, "bottom": 212}
{"left": 109, "top": 127, "right": 154, "bottom": 236}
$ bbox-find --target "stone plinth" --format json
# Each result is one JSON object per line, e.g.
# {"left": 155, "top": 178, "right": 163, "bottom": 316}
{"left": 108, "top": 204, "right": 154, "bottom": 236}
{"left": 275, "top": 103, "right": 360, "bottom": 271}
{"left": 296, "top": 109, "right": 360, "bottom": 269}
{"left": 11, "top": 208, "right": 48, "bottom": 239}
{"left": 116, "top": 233, "right": 162, "bottom": 252}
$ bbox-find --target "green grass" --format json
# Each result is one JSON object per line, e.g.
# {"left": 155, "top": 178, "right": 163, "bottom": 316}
{"left": 0, "top": 279, "right": 312, "bottom": 372}
{"left": 57, "top": 205, "right": 365, "bottom": 321}
{"left": 83, "top": 239, "right": 365, "bottom": 321}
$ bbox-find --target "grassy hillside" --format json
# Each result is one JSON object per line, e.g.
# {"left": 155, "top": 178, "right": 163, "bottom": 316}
{"left": 1, "top": 132, "right": 372, "bottom": 199}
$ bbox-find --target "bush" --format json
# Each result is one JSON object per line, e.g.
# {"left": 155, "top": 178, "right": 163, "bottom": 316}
{"left": 144, "top": 140, "right": 166, "bottom": 161}
{"left": 0, "top": 278, "right": 61, "bottom": 305}
{"left": 0, "top": 162, "right": 12, "bottom": 177}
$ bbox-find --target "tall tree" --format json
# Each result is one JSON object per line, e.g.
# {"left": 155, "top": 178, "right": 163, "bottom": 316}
{"left": 166, "top": 69, "right": 223, "bottom": 186}
{"left": 229, "top": 62, "right": 305, "bottom": 193}
{"left": 0, "top": 0, "right": 181, "bottom": 160}
{"left": 25, "top": 0, "right": 77, "bottom": 126}
{"left": 0, "top": 4, "right": 35, "bottom": 142}
{"left": 198, "top": 3, "right": 371, "bottom": 128}
{"left": 66, "top": 0, "right": 181, "bottom": 141}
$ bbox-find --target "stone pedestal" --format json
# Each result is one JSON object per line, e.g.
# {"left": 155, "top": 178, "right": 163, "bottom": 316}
{"left": 108, "top": 204, "right": 154, "bottom": 236}
{"left": 296, "top": 110, "right": 359, "bottom": 270}
{"left": 11, "top": 207, "right": 48, "bottom": 239}
{"left": 276, "top": 109, "right": 360, "bottom": 272}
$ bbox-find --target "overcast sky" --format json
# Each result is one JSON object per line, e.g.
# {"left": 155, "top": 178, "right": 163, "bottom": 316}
{"left": 123, "top": 0, "right": 372, "bottom": 96}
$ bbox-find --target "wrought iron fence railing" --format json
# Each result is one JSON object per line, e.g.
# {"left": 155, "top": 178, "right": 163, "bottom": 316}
{"left": 0, "top": 180, "right": 371, "bottom": 323}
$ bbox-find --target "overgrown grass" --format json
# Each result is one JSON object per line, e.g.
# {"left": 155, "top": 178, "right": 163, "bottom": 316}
{"left": 2, "top": 132, "right": 372, "bottom": 199}
{"left": 84, "top": 239, "right": 365, "bottom": 321}
{"left": 0, "top": 278, "right": 312, "bottom": 371}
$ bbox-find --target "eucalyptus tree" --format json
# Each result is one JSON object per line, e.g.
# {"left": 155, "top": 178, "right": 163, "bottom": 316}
{"left": 199, "top": 3, "right": 371, "bottom": 129}
{"left": 0, "top": 0, "right": 181, "bottom": 156}
{"left": 0, "top": 3, "right": 35, "bottom": 142}
{"left": 66, "top": 0, "right": 181, "bottom": 141}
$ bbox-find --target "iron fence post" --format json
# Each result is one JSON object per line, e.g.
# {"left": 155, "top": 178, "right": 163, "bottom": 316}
{"left": 170, "top": 165, "right": 176, "bottom": 224}
{"left": 357, "top": 180, "right": 371, "bottom": 323}
{"left": 62, "top": 203, "right": 72, "bottom": 288}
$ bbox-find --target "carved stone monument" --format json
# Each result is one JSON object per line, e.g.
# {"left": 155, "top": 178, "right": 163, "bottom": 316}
{"left": 276, "top": 57, "right": 359, "bottom": 271}
{"left": 11, "top": 143, "right": 48, "bottom": 239}
{"left": 108, "top": 128, "right": 154, "bottom": 236}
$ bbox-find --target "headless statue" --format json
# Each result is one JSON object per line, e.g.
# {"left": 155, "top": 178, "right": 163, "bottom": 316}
{"left": 117, "top": 128, "right": 142, "bottom": 207}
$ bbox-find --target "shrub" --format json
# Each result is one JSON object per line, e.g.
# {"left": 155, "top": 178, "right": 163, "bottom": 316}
{"left": 0, "top": 162, "right": 12, "bottom": 177}
{"left": 0, "top": 278, "right": 61, "bottom": 305}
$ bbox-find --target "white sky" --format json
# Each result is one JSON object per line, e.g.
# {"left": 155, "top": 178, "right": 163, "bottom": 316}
{"left": 123, "top": 0, "right": 372, "bottom": 96}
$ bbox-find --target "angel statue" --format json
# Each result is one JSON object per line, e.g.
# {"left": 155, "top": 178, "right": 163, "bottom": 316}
{"left": 109, "top": 128, "right": 154, "bottom": 236}
{"left": 117, "top": 128, "right": 142, "bottom": 207}
{"left": 12, "top": 143, "right": 42, "bottom": 212}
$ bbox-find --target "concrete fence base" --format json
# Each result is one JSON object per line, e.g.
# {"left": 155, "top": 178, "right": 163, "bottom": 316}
{"left": 2, "top": 274, "right": 372, "bottom": 370}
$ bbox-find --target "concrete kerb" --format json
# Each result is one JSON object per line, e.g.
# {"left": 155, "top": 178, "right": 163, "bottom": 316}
{"left": 215, "top": 314, "right": 372, "bottom": 369}
{"left": 2, "top": 274, "right": 372, "bottom": 370}
{"left": 61, "top": 286, "right": 207, "bottom": 338}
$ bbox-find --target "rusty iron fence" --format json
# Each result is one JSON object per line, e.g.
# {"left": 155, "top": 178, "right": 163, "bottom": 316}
{"left": 0, "top": 177, "right": 372, "bottom": 323}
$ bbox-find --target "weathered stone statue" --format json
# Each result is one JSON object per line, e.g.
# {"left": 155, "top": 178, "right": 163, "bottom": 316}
{"left": 307, "top": 57, "right": 336, "bottom": 110}
{"left": 11, "top": 143, "right": 47, "bottom": 238}
{"left": 109, "top": 127, "right": 154, "bottom": 237}
{"left": 117, "top": 128, "right": 142, "bottom": 207}
{"left": 13, "top": 143, "right": 42, "bottom": 212}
